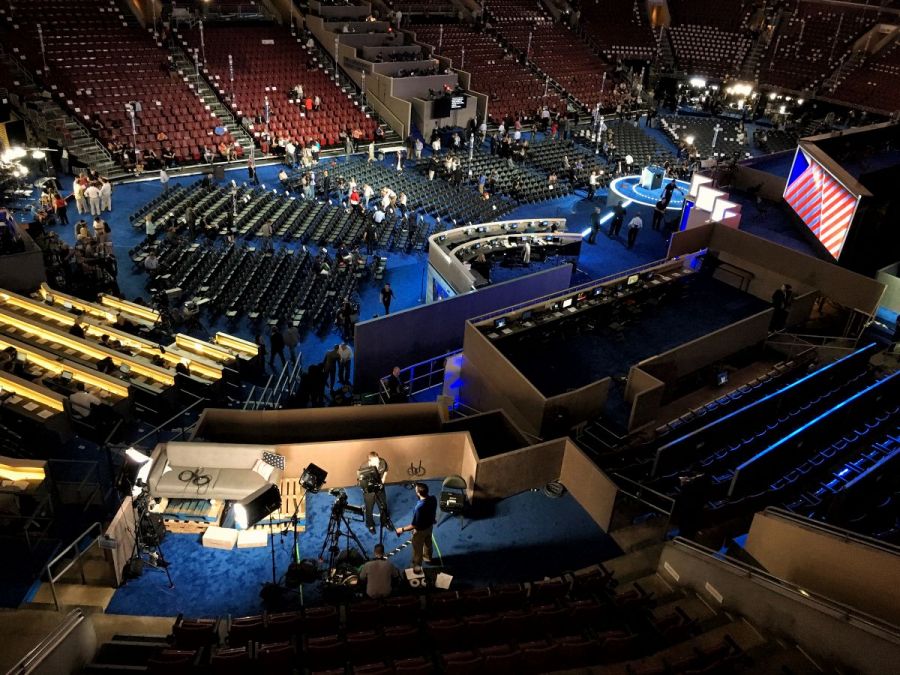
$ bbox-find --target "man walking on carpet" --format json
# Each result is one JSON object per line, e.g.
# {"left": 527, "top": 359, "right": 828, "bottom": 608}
{"left": 396, "top": 482, "right": 437, "bottom": 573}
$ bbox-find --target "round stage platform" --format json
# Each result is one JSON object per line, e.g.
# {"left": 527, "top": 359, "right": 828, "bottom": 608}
{"left": 608, "top": 175, "right": 691, "bottom": 211}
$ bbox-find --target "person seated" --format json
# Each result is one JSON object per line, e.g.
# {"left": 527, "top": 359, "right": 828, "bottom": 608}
{"left": 68, "top": 381, "right": 102, "bottom": 419}
{"left": 68, "top": 322, "right": 86, "bottom": 338}
{"left": 161, "top": 146, "right": 176, "bottom": 167}
{"left": 0, "top": 346, "right": 17, "bottom": 372}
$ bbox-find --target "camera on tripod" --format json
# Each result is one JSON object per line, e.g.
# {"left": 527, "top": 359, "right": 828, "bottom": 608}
{"left": 356, "top": 466, "right": 383, "bottom": 494}
{"left": 330, "top": 487, "right": 363, "bottom": 516}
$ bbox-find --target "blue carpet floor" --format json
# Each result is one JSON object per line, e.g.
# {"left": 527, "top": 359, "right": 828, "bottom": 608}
{"left": 105, "top": 480, "right": 620, "bottom": 617}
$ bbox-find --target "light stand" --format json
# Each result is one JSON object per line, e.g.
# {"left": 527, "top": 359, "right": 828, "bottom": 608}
{"left": 235, "top": 483, "right": 282, "bottom": 601}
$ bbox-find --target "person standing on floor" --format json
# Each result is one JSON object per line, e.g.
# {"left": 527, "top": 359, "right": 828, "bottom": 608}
{"left": 380, "top": 282, "right": 395, "bottom": 315}
{"left": 269, "top": 324, "right": 286, "bottom": 371}
{"left": 53, "top": 192, "right": 69, "bottom": 226}
{"left": 360, "top": 451, "right": 389, "bottom": 534}
{"left": 395, "top": 482, "right": 438, "bottom": 573}
{"left": 99, "top": 178, "right": 112, "bottom": 212}
{"left": 337, "top": 342, "right": 353, "bottom": 385}
{"left": 587, "top": 206, "right": 602, "bottom": 244}
{"left": 770, "top": 283, "right": 793, "bottom": 331}
{"left": 651, "top": 199, "right": 666, "bottom": 231}
{"left": 626, "top": 213, "right": 643, "bottom": 249}
{"left": 282, "top": 323, "right": 300, "bottom": 363}
{"left": 323, "top": 344, "right": 340, "bottom": 391}
{"left": 84, "top": 182, "right": 101, "bottom": 216}
{"left": 73, "top": 177, "right": 86, "bottom": 214}
{"left": 609, "top": 202, "right": 626, "bottom": 238}
{"left": 159, "top": 168, "right": 170, "bottom": 193}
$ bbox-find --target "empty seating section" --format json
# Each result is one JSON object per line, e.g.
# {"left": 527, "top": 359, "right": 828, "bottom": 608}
{"left": 580, "top": 0, "right": 657, "bottom": 61}
{"left": 412, "top": 24, "right": 567, "bottom": 121}
{"left": 2, "top": 0, "right": 232, "bottom": 164}
{"left": 661, "top": 115, "right": 748, "bottom": 159}
{"left": 585, "top": 343, "right": 900, "bottom": 543}
{"left": 83, "top": 567, "right": 776, "bottom": 674}
{"left": 666, "top": 0, "right": 753, "bottom": 79}
{"left": 759, "top": 2, "right": 875, "bottom": 92}
{"left": 829, "top": 38, "right": 900, "bottom": 114}
{"left": 179, "top": 25, "right": 376, "bottom": 148}
{"left": 390, "top": 0, "right": 455, "bottom": 15}
{"left": 485, "top": 1, "right": 615, "bottom": 108}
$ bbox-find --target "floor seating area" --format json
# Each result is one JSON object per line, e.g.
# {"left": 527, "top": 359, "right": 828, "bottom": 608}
{"left": 758, "top": 2, "right": 875, "bottom": 92}
{"left": 2, "top": 0, "right": 236, "bottom": 164}
{"left": 411, "top": 24, "right": 568, "bottom": 122}
{"left": 178, "top": 25, "right": 376, "bottom": 149}
{"left": 80, "top": 560, "right": 823, "bottom": 674}
{"left": 595, "top": 119, "right": 677, "bottom": 168}
{"left": 579, "top": 0, "right": 657, "bottom": 62}
{"left": 582, "top": 343, "right": 900, "bottom": 545}
{"left": 661, "top": 115, "right": 748, "bottom": 159}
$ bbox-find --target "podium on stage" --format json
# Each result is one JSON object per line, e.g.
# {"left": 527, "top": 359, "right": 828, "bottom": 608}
{"left": 640, "top": 165, "right": 665, "bottom": 190}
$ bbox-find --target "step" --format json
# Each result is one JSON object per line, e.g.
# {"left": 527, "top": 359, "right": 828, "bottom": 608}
{"left": 619, "top": 572, "right": 680, "bottom": 603}
{"left": 603, "top": 543, "right": 665, "bottom": 584}
{"left": 28, "top": 582, "right": 116, "bottom": 611}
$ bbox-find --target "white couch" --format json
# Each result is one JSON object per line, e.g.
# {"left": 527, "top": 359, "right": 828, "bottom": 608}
{"left": 147, "top": 442, "right": 282, "bottom": 502}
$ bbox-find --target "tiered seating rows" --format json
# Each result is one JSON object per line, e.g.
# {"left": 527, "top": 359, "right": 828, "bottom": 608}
{"left": 579, "top": 0, "right": 657, "bottom": 61}
{"left": 2, "top": 0, "right": 233, "bottom": 164}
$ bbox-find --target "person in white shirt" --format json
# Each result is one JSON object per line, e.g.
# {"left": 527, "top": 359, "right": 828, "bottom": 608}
{"left": 99, "top": 179, "right": 112, "bottom": 212}
{"left": 627, "top": 215, "right": 643, "bottom": 249}
{"left": 84, "top": 183, "right": 101, "bottom": 216}
{"left": 368, "top": 140, "right": 375, "bottom": 163}
{"left": 144, "top": 215, "right": 157, "bottom": 239}
{"left": 363, "top": 184, "right": 374, "bottom": 208}
{"left": 337, "top": 342, "right": 353, "bottom": 384}
{"left": 69, "top": 382, "right": 102, "bottom": 418}
{"left": 73, "top": 178, "right": 86, "bottom": 214}
{"left": 588, "top": 170, "right": 599, "bottom": 200}
{"left": 143, "top": 251, "right": 159, "bottom": 274}
{"left": 373, "top": 208, "right": 386, "bottom": 225}
{"left": 159, "top": 169, "right": 169, "bottom": 193}
{"left": 523, "top": 239, "right": 531, "bottom": 264}
{"left": 285, "top": 141, "right": 297, "bottom": 167}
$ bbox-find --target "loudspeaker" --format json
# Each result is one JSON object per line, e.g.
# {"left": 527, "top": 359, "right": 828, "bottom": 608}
{"left": 213, "top": 164, "right": 225, "bottom": 180}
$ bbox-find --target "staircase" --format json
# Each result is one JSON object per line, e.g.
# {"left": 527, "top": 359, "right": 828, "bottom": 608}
{"left": 738, "top": 31, "right": 768, "bottom": 82}
{"left": 657, "top": 25, "right": 677, "bottom": 72}
{"left": 169, "top": 45, "right": 256, "bottom": 158}
{"left": 823, "top": 50, "right": 865, "bottom": 94}
{"left": 0, "top": 53, "right": 118, "bottom": 177}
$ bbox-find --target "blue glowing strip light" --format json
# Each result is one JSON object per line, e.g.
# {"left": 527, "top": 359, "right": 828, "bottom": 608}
{"left": 729, "top": 368, "right": 900, "bottom": 497}
{"left": 652, "top": 343, "right": 878, "bottom": 476}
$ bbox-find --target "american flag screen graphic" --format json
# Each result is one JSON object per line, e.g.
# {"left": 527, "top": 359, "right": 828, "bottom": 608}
{"left": 783, "top": 147, "right": 859, "bottom": 260}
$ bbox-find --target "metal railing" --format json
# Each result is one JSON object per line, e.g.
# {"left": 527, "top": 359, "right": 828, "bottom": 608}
{"left": 766, "top": 332, "right": 859, "bottom": 355}
{"left": 130, "top": 395, "right": 209, "bottom": 448}
{"left": 467, "top": 253, "right": 698, "bottom": 326}
{"left": 378, "top": 349, "right": 460, "bottom": 403}
{"left": 244, "top": 358, "right": 304, "bottom": 410}
{"left": 670, "top": 537, "right": 900, "bottom": 640}
{"left": 763, "top": 507, "right": 900, "bottom": 555}
{"left": 43, "top": 522, "right": 103, "bottom": 612}
{"left": 6, "top": 608, "right": 87, "bottom": 675}
{"left": 612, "top": 472, "right": 677, "bottom": 517}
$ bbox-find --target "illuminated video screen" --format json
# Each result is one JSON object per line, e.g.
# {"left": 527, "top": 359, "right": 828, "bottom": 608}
{"left": 783, "top": 147, "right": 860, "bottom": 260}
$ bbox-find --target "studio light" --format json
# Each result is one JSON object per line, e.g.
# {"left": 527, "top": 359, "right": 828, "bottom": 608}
{"left": 685, "top": 136, "right": 695, "bottom": 146}
{"left": 234, "top": 483, "right": 282, "bottom": 529}
{"left": 300, "top": 463, "right": 328, "bottom": 493}
{"left": 688, "top": 77, "right": 706, "bottom": 89}
{"left": 31, "top": 150, "right": 46, "bottom": 160}
{"left": 120, "top": 447, "right": 153, "bottom": 498}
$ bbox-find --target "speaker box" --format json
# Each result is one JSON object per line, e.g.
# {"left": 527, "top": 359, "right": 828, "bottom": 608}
{"left": 213, "top": 164, "right": 225, "bottom": 180}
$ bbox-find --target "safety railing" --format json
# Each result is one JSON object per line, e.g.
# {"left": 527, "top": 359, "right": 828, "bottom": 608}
{"left": 6, "top": 608, "right": 87, "bottom": 675}
{"left": 379, "top": 349, "right": 461, "bottom": 403}
{"left": 468, "top": 253, "right": 700, "bottom": 326}
{"left": 762, "top": 507, "right": 900, "bottom": 555}
{"left": 244, "top": 358, "right": 303, "bottom": 409}
{"left": 669, "top": 537, "right": 900, "bottom": 640}
{"left": 130, "top": 394, "right": 209, "bottom": 447}
{"left": 44, "top": 522, "right": 103, "bottom": 612}
{"left": 766, "top": 332, "right": 859, "bottom": 356}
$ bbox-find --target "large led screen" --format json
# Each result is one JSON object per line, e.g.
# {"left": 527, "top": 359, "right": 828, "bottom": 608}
{"left": 783, "top": 147, "right": 860, "bottom": 260}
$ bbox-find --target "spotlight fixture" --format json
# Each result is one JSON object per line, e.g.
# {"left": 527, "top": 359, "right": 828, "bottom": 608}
{"left": 234, "top": 483, "right": 282, "bottom": 529}
{"left": 300, "top": 463, "right": 328, "bottom": 493}
{"left": 119, "top": 447, "right": 153, "bottom": 498}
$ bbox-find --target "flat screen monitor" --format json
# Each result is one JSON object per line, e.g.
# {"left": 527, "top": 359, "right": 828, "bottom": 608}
{"left": 520, "top": 310, "right": 533, "bottom": 321}
{"left": 476, "top": 226, "right": 487, "bottom": 233}
{"left": 716, "top": 371, "right": 729, "bottom": 387}
{"left": 562, "top": 298, "right": 573, "bottom": 309}
{"left": 450, "top": 94, "right": 467, "bottom": 110}
{"left": 626, "top": 274, "right": 640, "bottom": 286}
{"left": 592, "top": 287, "right": 604, "bottom": 297}
{"left": 62, "top": 301, "right": 73, "bottom": 310}
{"left": 494, "top": 317, "right": 507, "bottom": 329}
{"left": 473, "top": 243, "right": 481, "bottom": 250}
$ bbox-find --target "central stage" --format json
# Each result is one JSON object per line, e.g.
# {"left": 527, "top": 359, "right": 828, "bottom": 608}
{"left": 608, "top": 175, "right": 691, "bottom": 210}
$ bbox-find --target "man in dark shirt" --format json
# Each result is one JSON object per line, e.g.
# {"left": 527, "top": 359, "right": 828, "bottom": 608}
{"left": 395, "top": 482, "right": 437, "bottom": 572}
{"left": 359, "top": 451, "right": 389, "bottom": 534}
{"left": 380, "top": 283, "right": 395, "bottom": 315}
{"left": 609, "top": 203, "right": 626, "bottom": 238}
{"left": 323, "top": 344, "right": 340, "bottom": 391}
{"left": 269, "top": 324, "right": 286, "bottom": 371}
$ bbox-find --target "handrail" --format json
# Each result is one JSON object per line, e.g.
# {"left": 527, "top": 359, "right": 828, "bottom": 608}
{"left": 378, "top": 348, "right": 461, "bottom": 403}
{"left": 467, "top": 253, "right": 699, "bottom": 325}
{"left": 6, "top": 608, "right": 86, "bottom": 675}
{"left": 669, "top": 537, "right": 900, "bottom": 639}
{"left": 45, "top": 521, "right": 103, "bottom": 611}
{"left": 762, "top": 507, "right": 900, "bottom": 555}
{"left": 611, "top": 472, "right": 677, "bottom": 516}
{"left": 130, "top": 395, "right": 209, "bottom": 448}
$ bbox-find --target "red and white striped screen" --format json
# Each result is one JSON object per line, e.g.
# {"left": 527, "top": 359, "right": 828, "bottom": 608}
{"left": 783, "top": 147, "right": 860, "bottom": 260}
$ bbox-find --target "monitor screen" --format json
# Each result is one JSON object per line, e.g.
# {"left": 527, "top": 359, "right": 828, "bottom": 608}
{"left": 551, "top": 302, "right": 561, "bottom": 312}
{"left": 627, "top": 274, "right": 640, "bottom": 286}
{"left": 592, "top": 287, "right": 604, "bottom": 297}
{"left": 450, "top": 94, "right": 468, "bottom": 110}
{"left": 562, "top": 298, "right": 573, "bottom": 309}
{"left": 521, "top": 310, "right": 533, "bottom": 321}
{"left": 438, "top": 235, "right": 446, "bottom": 242}
{"left": 476, "top": 226, "right": 487, "bottom": 233}
{"left": 432, "top": 96, "right": 452, "bottom": 119}
{"left": 494, "top": 317, "right": 507, "bottom": 329}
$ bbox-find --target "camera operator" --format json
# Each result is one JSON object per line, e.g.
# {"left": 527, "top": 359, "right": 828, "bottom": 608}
{"left": 358, "top": 543, "right": 400, "bottom": 599}
{"left": 359, "top": 451, "right": 389, "bottom": 534}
